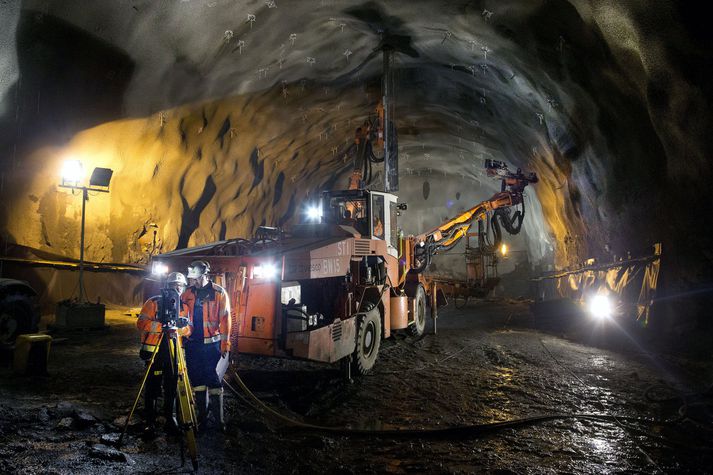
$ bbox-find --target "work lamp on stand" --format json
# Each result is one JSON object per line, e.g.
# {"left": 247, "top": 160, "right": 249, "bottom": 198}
{"left": 56, "top": 160, "right": 113, "bottom": 329}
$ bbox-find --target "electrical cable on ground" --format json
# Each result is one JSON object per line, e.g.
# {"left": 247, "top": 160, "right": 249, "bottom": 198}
{"left": 539, "top": 338, "right": 713, "bottom": 460}
{"left": 375, "top": 340, "right": 480, "bottom": 375}
{"left": 644, "top": 381, "right": 713, "bottom": 431}
{"left": 541, "top": 338, "right": 713, "bottom": 438}
{"left": 225, "top": 370, "right": 666, "bottom": 440}
{"left": 538, "top": 338, "right": 662, "bottom": 470}
{"left": 454, "top": 295, "right": 469, "bottom": 309}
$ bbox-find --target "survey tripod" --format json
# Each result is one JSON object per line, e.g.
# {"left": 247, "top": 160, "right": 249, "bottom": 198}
{"left": 118, "top": 287, "right": 199, "bottom": 471}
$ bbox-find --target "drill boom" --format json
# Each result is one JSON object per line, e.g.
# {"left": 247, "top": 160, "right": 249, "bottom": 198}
{"left": 407, "top": 161, "right": 537, "bottom": 273}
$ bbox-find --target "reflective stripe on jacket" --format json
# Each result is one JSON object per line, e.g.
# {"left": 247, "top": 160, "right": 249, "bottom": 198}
{"left": 137, "top": 296, "right": 191, "bottom": 352}
{"left": 180, "top": 282, "right": 231, "bottom": 353}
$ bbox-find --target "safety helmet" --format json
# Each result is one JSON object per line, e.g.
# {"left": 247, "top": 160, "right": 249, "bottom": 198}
{"left": 186, "top": 260, "right": 210, "bottom": 279}
{"left": 166, "top": 272, "right": 187, "bottom": 286}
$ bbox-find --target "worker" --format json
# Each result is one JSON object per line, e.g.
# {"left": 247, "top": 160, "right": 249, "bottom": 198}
{"left": 136, "top": 271, "right": 189, "bottom": 437}
{"left": 341, "top": 209, "right": 358, "bottom": 228}
{"left": 181, "top": 260, "right": 231, "bottom": 431}
{"left": 373, "top": 216, "right": 384, "bottom": 239}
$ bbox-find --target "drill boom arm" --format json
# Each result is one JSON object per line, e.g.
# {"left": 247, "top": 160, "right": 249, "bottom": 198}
{"left": 405, "top": 160, "right": 537, "bottom": 275}
{"left": 415, "top": 191, "right": 520, "bottom": 253}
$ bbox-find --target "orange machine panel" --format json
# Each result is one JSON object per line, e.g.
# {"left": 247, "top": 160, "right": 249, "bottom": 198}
{"left": 239, "top": 280, "right": 278, "bottom": 356}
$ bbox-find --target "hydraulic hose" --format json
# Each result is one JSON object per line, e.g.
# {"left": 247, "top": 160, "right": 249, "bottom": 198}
{"left": 224, "top": 371, "right": 667, "bottom": 440}
{"left": 480, "top": 213, "right": 502, "bottom": 254}
{"left": 495, "top": 199, "right": 525, "bottom": 235}
{"left": 367, "top": 120, "right": 397, "bottom": 165}
{"left": 432, "top": 224, "right": 473, "bottom": 255}
{"left": 368, "top": 141, "right": 384, "bottom": 163}
{"left": 410, "top": 242, "right": 432, "bottom": 274}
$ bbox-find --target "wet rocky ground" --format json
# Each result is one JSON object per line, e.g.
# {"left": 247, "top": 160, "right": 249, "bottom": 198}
{"left": 1, "top": 300, "right": 712, "bottom": 474}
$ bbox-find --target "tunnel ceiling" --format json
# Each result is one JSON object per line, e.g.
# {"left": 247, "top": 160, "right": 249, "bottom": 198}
{"left": 0, "top": 1, "right": 711, "bottom": 278}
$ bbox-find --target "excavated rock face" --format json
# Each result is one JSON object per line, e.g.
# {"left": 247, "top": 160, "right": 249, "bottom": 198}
{"left": 0, "top": 1, "right": 711, "bottom": 284}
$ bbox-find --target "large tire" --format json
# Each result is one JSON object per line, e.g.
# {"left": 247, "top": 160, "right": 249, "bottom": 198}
{"left": 0, "top": 294, "right": 38, "bottom": 346}
{"left": 406, "top": 285, "right": 427, "bottom": 338}
{"left": 352, "top": 308, "right": 381, "bottom": 375}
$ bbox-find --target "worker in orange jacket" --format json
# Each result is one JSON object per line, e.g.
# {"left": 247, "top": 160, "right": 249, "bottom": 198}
{"left": 136, "top": 272, "right": 189, "bottom": 436}
{"left": 181, "top": 260, "right": 231, "bottom": 431}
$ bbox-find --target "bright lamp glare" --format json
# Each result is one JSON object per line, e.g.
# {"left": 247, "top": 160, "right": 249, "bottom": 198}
{"left": 500, "top": 243, "right": 508, "bottom": 256}
{"left": 253, "top": 262, "right": 278, "bottom": 279}
{"left": 61, "top": 160, "right": 84, "bottom": 185}
{"left": 306, "top": 205, "right": 322, "bottom": 221}
{"left": 588, "top": 295, "right": 613, "bottom": 319}
{"left": 151, "top": 262, "right": 169, "bottom": 276}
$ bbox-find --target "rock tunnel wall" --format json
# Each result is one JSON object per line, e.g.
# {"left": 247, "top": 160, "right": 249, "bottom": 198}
{"left": 0, "top": 1, "right": 711, "bottom": 310}
{"left": 3, "top": 86, "right": 366, "bottom": 264}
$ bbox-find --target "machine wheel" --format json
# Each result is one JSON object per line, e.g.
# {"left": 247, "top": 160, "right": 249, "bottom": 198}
{"left": 0, "top": 294, "right": 38, "bottom": 346}
{"left": 352, "top": 308, "right": 381, "bottom": 375}
{"left": 406, "top": 285, "right": 427, "bottom": 338}
{"left": 359, "top": 300, "right": 377, "bottom": 314}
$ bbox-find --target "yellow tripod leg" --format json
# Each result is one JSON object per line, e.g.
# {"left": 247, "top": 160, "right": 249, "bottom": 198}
{"left": 119, "top": 332, "right": 164, "bottom": 447}
{"left": 170, "top": 335, "right": 198, "bottom": 470}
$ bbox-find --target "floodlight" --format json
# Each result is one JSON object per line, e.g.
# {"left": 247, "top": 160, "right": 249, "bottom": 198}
{"left": 90, "top": 167, "right": 113, "bottom": 188}
{"left": 588, "top": 294, "right": 613, "bottom": 320}
{"left": 61, "top": 160, "right": 84, "bottom": 186}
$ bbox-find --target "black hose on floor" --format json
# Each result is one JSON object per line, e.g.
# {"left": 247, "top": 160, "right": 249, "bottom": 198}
{"left": 224, "top": 371, "right": 658, "bottom": 439}
{"left": 645, "top": 382, "right": 713, "bottom": 430}
{"left": 538, "top": 338, "right": 713, "bottom": 456}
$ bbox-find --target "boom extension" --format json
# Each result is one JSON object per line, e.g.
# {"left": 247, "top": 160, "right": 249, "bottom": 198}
{"left": 409, "top": 160, "right": 537, "bottom": 273}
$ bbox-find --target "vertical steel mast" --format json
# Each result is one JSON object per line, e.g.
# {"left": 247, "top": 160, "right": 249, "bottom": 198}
{"left": 382, "top": 46, "right": 398, "bottom": 193}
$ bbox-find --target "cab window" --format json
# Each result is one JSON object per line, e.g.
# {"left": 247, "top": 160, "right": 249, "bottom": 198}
{"left": 372, "top": 195, "right": 385, "bottom": 239}
{"left": 327, "top": 197, "right": 368, "bottom": 235}
{"left": 390, "top": 201, "right": 398, "bottom": 248}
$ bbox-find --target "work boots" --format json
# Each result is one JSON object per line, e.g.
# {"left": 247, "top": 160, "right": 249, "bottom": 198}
{"left": 142, "top": 397, "right": 158, "bottom": 439}
{"left": 163, "top": 391, "right": 179, "bottom": 436}
{"left": 194, "top": 387, "right": 209, "bottom": 430}
{"left": 163, "top": 411, "right": 180, "bottom": 436}
{"left": 207, "top": 387, "right": 226, "bottom": 432}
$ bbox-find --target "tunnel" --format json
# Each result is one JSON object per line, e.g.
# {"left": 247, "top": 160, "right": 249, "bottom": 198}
{"left": 1, "top": 1, "right": 712, "bottom": 473}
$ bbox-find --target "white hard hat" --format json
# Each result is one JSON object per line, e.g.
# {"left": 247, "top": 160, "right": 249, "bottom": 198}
{"left": 187, "top": 260, "right": 210, "bottom": 279}
{"left": 166, "top": 272, "right": 188, "bottom": 286}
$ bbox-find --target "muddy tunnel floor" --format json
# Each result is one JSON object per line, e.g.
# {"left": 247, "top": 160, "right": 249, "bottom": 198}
{"left": 1, "top": 300, "right": 712, "bottom": 474}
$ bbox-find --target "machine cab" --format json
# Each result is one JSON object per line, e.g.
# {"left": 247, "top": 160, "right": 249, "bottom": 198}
{"left": 321, "top": 189, "right": 399, "bottom": 258}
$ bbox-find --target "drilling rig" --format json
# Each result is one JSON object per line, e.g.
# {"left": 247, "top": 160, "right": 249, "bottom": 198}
{"left": 152, "top": 47, "right": 538, "bottom": 375}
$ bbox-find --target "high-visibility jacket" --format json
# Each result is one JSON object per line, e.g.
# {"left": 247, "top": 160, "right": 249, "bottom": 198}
{"left": 180, "top": 282, "right": 231, "bottom": 353}
{"left": 137, "top": 296, "right": 191, "bottom": 353}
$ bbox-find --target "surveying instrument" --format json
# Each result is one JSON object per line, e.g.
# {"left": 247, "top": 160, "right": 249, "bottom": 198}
{"left": 119, "top": 285, "right": 199, "bottom": 471}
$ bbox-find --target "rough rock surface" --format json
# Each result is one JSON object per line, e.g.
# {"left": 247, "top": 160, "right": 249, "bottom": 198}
{"left": 0, "top": 1, "right": 710, "bottom": 277}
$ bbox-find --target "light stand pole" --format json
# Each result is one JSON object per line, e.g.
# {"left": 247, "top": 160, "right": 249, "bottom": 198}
{"left": 73, "top": 186, "right": 111, "bottom": 302}
{"left": 59, "top": 161, "right": 113, "bottom": 304}
{"left": 78, "top": 187, "right": 87, "bottom": 302}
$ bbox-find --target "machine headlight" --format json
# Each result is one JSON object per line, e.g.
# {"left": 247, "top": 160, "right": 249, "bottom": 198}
{"left": 253, "top": 262, "right": 279, "bottom": 280}
{"left": 151, "top": 261, "right": 168, "bottom": 276}
{"left": 306, "top": 205, "right": 322, "bottom": 222}
{"left": 588, "top": 294, "right": 613, "bottom": 320}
